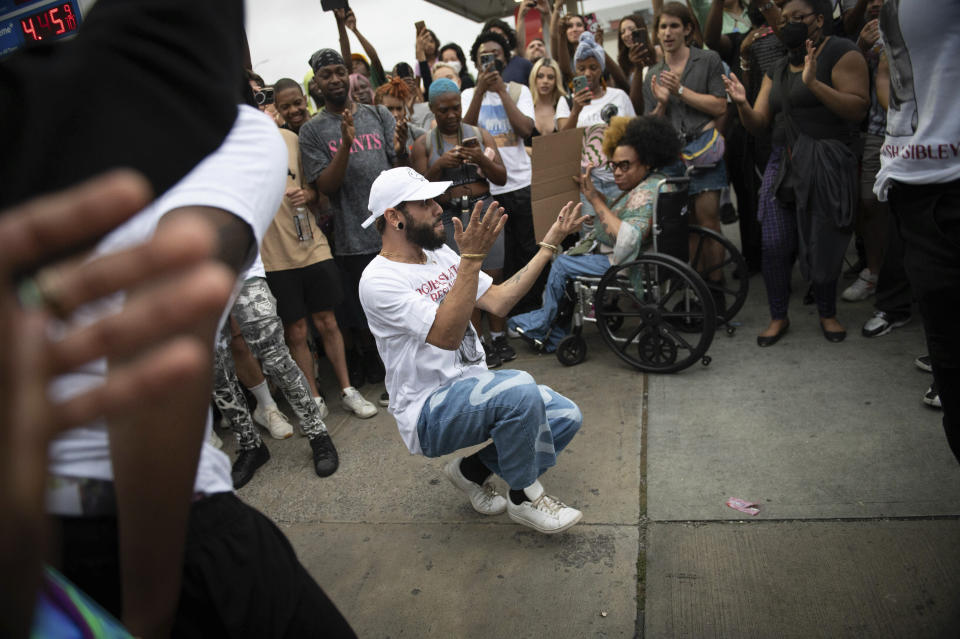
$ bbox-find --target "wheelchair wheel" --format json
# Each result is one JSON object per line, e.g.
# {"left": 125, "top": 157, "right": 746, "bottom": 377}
{"left": 556, "top": 334, "right": 587, "bottom": 366}
{"left": 595, "top": 253, "right": 716, "bottom": 373}
{"left": 687, "top": 226, "right": 749, "bottom": 325}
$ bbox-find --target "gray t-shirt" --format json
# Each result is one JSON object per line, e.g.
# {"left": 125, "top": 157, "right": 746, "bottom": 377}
{"left": 643, "top": 47, "right": 726, "bottom": 141}
{"left": 300, "top": 104, "right": 397, "bottom": 256}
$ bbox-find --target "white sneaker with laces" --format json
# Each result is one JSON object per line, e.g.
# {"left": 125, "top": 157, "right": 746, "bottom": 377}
{"left": 253, "top": 404, "right": 294, "bottom": 439}
{"left": 506, "top": 480, "right": 582, "bottom": 534}
{"left": 443, "top": 457, "right": 507, "bottom": 515}
{"left": 313, "top": 396, "right": 330, "bottom": 419}
{"left": 341, "top": 387, "right": 378, "bottom": 418}
{"left": 841, "top": 268, "right": 878, "bottom": 301}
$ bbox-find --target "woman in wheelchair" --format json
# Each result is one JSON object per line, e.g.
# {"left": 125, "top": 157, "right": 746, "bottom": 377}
{"left": 509, "top": 115, "right": 682, "bottom": 351}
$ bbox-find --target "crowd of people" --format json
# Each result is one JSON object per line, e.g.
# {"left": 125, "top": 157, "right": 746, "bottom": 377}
{"left": 1, "top": 0, "right": 957, "bottom": 636}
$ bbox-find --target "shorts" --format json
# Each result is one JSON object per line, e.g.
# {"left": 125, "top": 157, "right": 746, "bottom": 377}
{"left": 265, "top": 259, "right": 343, "bottom": 325}
{"left": 663, "top": 160, "right": 727, "bottom": 196}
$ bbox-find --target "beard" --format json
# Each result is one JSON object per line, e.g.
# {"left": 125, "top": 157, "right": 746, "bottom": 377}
{"left": 403, "top": 213, "right": 445, "bottom": 250}
{"left": 324, "top": 89, "right": 348, "bottom": 107}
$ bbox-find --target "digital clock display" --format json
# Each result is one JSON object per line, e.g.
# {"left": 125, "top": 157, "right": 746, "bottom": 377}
{"left": 19, "top": 2, "right": 77, "bottom": 42}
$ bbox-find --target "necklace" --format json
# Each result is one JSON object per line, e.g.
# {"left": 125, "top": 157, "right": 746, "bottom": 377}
{"left": 380, "top": 250, "right": 427, "bottom": 264}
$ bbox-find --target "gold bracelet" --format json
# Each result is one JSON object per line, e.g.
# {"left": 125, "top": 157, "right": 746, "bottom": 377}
{"left": 461, "top": 253, "right": 487, "bottom": 260}
{"left": 538, "top": 241, "right": 559, "bottom": 254}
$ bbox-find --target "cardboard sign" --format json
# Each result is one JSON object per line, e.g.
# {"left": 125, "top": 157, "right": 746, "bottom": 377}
{"left": 531, "top": 127, "right": 583, "bottom": 240}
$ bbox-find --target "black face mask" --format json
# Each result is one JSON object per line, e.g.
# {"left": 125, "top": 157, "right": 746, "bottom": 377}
{"left": 780, "top": 21, "right": 810, "bottom": 50}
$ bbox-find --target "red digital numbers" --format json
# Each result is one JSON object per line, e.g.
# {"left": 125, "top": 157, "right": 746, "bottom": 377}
{"left": 20, "top": 3, "right": 78, "bottom": 42}
{"left": 21, "top": 16, "right": 36, "bottom": 40}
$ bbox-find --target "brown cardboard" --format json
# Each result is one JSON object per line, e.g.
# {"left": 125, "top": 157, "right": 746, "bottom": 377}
{"left": 531, "top": 127, "right": 583, "bottom": 240}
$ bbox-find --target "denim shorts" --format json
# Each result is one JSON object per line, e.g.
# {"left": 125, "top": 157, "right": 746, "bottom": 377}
{"left": 663, "top": 161, "right": 728, "bottom": 196}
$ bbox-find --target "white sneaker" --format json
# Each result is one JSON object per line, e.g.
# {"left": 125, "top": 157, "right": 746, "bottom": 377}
{"left": 313, "top": 396, "right": 330, "bottom": 419}
{"left": 208, "top": 428, "right": 223, "bottom": 449}
{"left": 841, "top": 269, "right": 878, "bottom": 301}
{"left": 443, "top": 457, "right": 507, "bottom": 515}
{"left": 252, "top": 404, "right": 294, "bottom": 439}
{"left": 506, "top": 480, "right": 582, "bottom": 534}
{"left": 341, "top": 387, "right": 378, "bottom": 418}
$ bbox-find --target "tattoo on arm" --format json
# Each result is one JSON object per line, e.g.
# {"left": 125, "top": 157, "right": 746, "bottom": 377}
{"left": 505, "top": 264, "right": 530, "bottom": 285}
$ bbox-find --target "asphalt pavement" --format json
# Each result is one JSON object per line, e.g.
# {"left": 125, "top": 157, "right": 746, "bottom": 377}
{"left": 229, "top": 236, "right": 960, "bottom": 638}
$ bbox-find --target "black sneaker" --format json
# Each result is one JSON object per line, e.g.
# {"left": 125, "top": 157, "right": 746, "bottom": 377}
{"left": 914, "top": 354, "right": 933, "bottom": 373}
{"left": 378, "top": 391, "right": 389, "bottom": 407}
{"left": 363, "top": 348, "right": 385, "bottom": 384}
{"left": 492, "top": 335, "right": 517, "bottom": 362}
{"left": 231, "top": 442, "right": 270, "bottom": 489}
{"left": 923, "top": 383, "right": 942, "bottom": 409}
{"left": 309, "top": 431, "right": 340, "bottom": 477}
{"left": 483, "top": 340, "right": 502, "bottom": 368}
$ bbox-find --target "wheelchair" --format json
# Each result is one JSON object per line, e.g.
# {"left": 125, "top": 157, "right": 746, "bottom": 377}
{"left": 518, "top": 176, "right": 749, "bottom": 373}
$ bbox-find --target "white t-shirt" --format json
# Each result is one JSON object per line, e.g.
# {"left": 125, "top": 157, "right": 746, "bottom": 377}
{"left": 556, "top": 86, "right": 636, "bottom": 128}
{"left": 874, "top": 0, "right": 960, "bottom": 199}
{"left": 460, "top": 85, "right": 535, "bottom": 195}
{"left": 47, "top": 105, "right": 287, "bottom": 497}
{"left": 359, "top": 246, "right": 492, "bottom": 455}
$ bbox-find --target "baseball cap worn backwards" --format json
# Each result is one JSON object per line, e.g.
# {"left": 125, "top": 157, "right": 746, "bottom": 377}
{"left": 362, "top": 168, "right": 452, "bottom": 229}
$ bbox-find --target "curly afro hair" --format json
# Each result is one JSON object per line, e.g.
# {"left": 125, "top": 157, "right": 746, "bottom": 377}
{"left": 482, "top": 18, "right": 517, "bottom": 50}
{"left": 469, "top": 30, "right": 512, "bottom": 71}
{"left": 615, "top": 115, "right": 682, "bottom": 170}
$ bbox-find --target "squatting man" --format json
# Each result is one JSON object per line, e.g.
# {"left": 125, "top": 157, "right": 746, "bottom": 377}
{"left": 359, "top": 167, "right": 589, "bottom": 533}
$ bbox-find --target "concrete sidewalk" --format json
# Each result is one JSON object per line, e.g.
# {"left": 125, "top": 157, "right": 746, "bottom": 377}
{"left": 231, "top": 258, "right": 960, "bottom": 638}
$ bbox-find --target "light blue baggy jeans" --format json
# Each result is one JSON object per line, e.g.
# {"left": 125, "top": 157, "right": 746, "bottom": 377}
{"left": 416, "top": 369, "right": 582, "bottom": 490}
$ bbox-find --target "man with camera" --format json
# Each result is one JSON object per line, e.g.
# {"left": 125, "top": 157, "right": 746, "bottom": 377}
{"left": 358, "top": 167, "right": 588, "bottom": 534}
{"left": 300, "top": 48, "right": 410, "bottom": 401}
{"left": 462, "top": 31, "right": 539, "bottom": 360}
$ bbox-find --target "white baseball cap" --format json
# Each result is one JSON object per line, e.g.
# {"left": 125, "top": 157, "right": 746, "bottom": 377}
{"left": 362, "top": 167, "right": 452, "bottom": 229}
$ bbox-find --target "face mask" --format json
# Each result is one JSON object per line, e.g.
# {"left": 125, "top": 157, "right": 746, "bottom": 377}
{"left": 780, "top": 21, "right": 809, "bottom": 50}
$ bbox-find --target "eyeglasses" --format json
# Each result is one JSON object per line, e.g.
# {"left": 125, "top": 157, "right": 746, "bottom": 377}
{"left": 777, "top": 12, "right": 813, "bottom": 27}
{"left": 607, "top": 159, "right": 635, "bottom": 173}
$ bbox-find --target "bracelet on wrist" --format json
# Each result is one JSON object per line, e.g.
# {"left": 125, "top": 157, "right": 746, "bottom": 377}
{"left": 461, "top": 253, "right": 487, "bottom": 260}
{"left": 538, "top": 241, "right": 559, "bottom": 254}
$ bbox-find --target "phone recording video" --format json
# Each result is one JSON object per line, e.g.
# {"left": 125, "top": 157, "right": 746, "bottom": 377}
{"left": 460, "top": 136, "right": 479, "bottom": 148}
{"left": 631, "top": 25, "right": 649, "bottom": 46}
{"left": 254, "top": 87, "right": 275, "bottom": 106}
{"left": 479, "top": 52, "right": 497, "bottom": 72}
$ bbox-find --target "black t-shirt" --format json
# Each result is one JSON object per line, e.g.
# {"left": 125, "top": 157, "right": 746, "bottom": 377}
{"left": 0, "top": 0, "right": 247, "bottom": 209}
{"left": 767, "top": 36, "right": 861, "bottom": 148}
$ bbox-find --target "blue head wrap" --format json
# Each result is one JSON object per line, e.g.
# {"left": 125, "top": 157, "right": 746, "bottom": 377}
{"left": 428, "top": 78, "right": 461, "bottom": 104}
{"left": 574, "top": 32, "right": 605, "bottom": 72}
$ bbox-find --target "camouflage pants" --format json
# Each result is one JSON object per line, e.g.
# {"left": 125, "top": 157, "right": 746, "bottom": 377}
{"left": 212, "top": 277, "right": 326, "bottom": 450}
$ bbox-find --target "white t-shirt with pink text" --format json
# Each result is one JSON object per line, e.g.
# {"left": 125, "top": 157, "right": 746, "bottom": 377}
{"left": 359, "top": 245, "right": 492, "bottom": 454}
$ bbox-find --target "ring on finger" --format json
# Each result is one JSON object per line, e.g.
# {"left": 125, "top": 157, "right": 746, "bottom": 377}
{"left": 17, "top": 267, "right": 69, "bottom": 318}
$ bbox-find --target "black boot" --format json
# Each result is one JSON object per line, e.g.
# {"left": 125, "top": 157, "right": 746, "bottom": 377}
{"left": 232, "top": 442, "right": 270, "bottom": 489}
{"left": 309, "top": 431, "right": 340, "bottom": 477}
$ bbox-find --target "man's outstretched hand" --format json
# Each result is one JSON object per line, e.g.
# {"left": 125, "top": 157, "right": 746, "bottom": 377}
{"left": 453, "top": 199, "right": 507, "bottom": 258}
{"left": 542, "top": 201, "right": 588, "bottom": 247}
